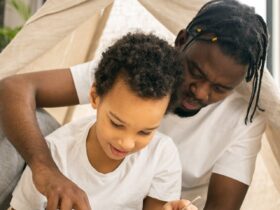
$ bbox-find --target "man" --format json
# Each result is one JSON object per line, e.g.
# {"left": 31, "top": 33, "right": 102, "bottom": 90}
{"left": 0, "top": 0, "right": 268, "bottom": 210}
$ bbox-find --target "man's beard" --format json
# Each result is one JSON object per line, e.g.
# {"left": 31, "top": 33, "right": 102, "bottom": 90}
{"left": 172, "top": 106, "right": 201, "bottom": 117}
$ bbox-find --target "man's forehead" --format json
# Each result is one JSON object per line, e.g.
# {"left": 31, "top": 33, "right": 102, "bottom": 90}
{"left": 181, "top": 41, "right": 247, "bottom": 87}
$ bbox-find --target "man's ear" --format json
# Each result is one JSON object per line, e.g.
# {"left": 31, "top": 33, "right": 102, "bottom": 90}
{"left": 175, "top": 29, "right": 190, "bottom": 48}
{"left": 89, "top": 84, "right": 99, "bottom": 109}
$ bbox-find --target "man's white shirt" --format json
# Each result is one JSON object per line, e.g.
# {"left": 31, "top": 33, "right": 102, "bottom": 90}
{"left": 70, "top": 61, "right": 266, "bottom": 205}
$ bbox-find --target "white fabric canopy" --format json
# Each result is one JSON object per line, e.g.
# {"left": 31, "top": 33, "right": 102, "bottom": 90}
{"left": 0, "top": 0, "right": 279, "bottom": 205}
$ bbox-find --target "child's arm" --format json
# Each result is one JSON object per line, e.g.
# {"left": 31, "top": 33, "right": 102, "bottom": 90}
{"left": 143, "top": 196, "right": 166, "bottom": 210}
{"left": 143, "top": 196, "right": 197, "bottom": 210}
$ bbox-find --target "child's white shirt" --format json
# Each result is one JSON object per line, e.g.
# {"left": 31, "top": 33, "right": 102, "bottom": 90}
{"left": 11, "top": 115, "right": 182, "bottom": 210}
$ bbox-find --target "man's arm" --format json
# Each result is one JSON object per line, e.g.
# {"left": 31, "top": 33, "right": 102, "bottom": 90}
{"left": 0, "top": 69, "right": 78, "bottom": 168}
{"left": 0, "top": 69, "right": 91, "bottom": 210}
{"left": 204, "top": 173, "right": 248, "bottom": 210}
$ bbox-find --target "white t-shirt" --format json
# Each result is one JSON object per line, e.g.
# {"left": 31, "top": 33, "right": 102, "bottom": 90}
{"left": 11, "top": 116, "right": 182, "bottom": 210}
{"left": 70, "top": 61, "right": 266, "bottom": 205}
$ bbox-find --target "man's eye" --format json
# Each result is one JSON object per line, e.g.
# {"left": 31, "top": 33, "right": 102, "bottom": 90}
{"left": 212, "top": 85, "right": 226, "bottom": 93}
{"left": 191, "top": 70, "right": 204, "bottom": 79}
{"left": 110, "top": 120, "right": 123, "bottom": 128}
{"left": 188, "top": 63, "right": 203, "bottom": 79}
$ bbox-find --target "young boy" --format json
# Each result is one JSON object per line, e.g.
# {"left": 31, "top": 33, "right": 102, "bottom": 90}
{"left": 9, "top": 33, "right": 197, "bottom": 210}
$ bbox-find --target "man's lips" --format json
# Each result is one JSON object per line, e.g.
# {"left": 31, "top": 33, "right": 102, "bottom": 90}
{"left": 181, "top": 97, "right": 203, "bottom": 110}
{"left": 110, "top": 144, "right": 128, "bottom": 158}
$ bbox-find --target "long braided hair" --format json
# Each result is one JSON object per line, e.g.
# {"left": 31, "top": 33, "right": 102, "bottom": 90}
{"left": 182, "top": 0, "right": 269, "bottom": 124}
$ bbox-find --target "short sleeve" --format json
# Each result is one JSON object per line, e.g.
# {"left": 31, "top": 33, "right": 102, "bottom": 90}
{"left": 212, "top": 113, "right": 266, "bottom": 185}
{"left": 11, "top": 166, "right": 46, "bottom": 210}
{"left": 148, "top": 137, "right": 182, "bottom": 201}
{"left": 70, "top": 60, "right": 98, "bottom": 104}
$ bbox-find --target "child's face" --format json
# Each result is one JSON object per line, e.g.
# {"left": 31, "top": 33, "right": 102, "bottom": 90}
{"left": 90, "top": 77, "right": 170, "bottom": 161}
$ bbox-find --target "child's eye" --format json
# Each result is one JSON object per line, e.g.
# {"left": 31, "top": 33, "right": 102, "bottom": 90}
{"left": 138, "top": 131, "right": 152, "bottom": 136}
{"left": 110, "top": 120, "right": 123, "bottom": 128}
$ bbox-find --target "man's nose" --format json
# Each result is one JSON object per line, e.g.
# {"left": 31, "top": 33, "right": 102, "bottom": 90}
{"left": 190, "top": 82, "right": 210, "bottom": 102}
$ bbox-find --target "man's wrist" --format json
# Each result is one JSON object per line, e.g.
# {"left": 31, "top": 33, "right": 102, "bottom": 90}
{"left": 29, "top": 152, "right": 58, "bottom": 173}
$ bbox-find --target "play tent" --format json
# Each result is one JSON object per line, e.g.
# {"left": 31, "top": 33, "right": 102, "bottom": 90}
{"left": 0, "top": 0, "right": 279, "bottom": 209}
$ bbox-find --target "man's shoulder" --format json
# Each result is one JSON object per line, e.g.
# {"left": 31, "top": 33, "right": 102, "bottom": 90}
{"left": 214, "top": 91, "right": 265, "bottom": 123}
{"left": 220, "top": 91, "right": 248, "bottom": 108}
{"left": 162, "top": 91, "right": 248, "bottom": 127}
{"left": 161, "top": 91, "right": 265, "bottom": 139}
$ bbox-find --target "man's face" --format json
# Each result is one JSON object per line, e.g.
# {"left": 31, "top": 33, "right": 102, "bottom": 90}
{"left": 174, "top": 32, "right": 247, "bottom": 117}
{"left": 90, "top": 77, "right": 170, "bottom": 162}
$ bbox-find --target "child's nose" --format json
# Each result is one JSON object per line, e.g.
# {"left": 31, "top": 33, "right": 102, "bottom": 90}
{"left": 118, "top": 137, "right": 135, "bottom": 151}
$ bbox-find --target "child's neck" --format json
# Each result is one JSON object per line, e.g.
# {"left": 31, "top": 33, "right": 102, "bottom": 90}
{"left": 86, "top": 124, "right": 123, "bottom": 174}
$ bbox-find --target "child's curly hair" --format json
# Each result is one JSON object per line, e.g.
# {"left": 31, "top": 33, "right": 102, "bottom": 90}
{"left": 95, "top": 32, "right": 184, "bottom": 112}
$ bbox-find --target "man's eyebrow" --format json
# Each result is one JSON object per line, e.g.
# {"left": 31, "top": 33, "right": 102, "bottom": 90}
{"left": 191, "top": 59, "right": 208, "bottom": 78}
{"left": 187, "top": 57, "right": 234, "bottom": 90}
{"left": 186, "top": 56, "right": 207, "bottom": 78}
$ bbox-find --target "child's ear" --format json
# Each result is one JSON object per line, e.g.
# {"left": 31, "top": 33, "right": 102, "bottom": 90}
{"left": 89, "top": 84, "right": 99, "bottom": 109}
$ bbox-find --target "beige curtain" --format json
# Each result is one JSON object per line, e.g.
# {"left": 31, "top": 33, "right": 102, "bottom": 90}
{"left": 0, "top": 0, "right": 113, "bottom": 78}
{"left": 0, "top": 0, "right": 279, "bottom": 194}
{"left": 138, "top": 0, "right": 208, "bottom": 35}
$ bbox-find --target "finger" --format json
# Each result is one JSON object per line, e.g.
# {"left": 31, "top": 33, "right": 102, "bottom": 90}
{"left": 179, "top": 199, "right": 191, "bottom": 208}
{"left": 185, "top": 204, "right": 198, "bottom": 210}
{"left": 60, "top": 196, "right": 73, "bottom": 210}
{"left": 162, "top": 202, "right": 172, "bottom": 210}
{"left": 73, "top": 192, "right": 92, "bottom": 210}
{"left": 163, "top": 200, "right": 188, "bottom": 210}
{"left": 45, "top": 192, "right": 60, "bottom": 210}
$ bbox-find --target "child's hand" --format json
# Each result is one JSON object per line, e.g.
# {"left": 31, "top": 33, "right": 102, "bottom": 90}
{"left": 162, "top": 199, "right": 198, "bottom": 210}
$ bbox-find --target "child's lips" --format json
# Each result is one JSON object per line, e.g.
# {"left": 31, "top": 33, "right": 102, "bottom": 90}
{"left": 110, "top": 144, "right": 128, "bottom": 157}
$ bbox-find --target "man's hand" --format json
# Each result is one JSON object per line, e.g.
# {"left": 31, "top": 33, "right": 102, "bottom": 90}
{"left": 33, "top": 165, "right": 91, "bottom": 210}
{"left": 163, "top": 199, "right": 198, "bottom": 210}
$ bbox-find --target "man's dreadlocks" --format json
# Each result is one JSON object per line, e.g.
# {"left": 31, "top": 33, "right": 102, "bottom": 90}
{"left": 182, "top": 0, "right": 268, "bottom": 124}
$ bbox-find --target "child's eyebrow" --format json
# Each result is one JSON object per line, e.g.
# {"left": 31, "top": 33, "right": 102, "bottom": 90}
{"left": 143, "top": 125, "right": 160, "bottom": 131}
{"left": 109, "top": 111, "right": 127, "bottom": 124}
{"left": 108, "top": 111, "right": 160, "bottom": 130}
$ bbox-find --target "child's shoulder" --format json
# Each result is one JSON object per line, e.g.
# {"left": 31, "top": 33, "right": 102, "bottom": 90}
{"left": 133, "top": 131, "right": 181, "bottom": 176}
{"left": 145, "top": 131, "right": 178, "bottom": 156}
{"left": 46, "top": 115, "right": 94, "bottom": 149}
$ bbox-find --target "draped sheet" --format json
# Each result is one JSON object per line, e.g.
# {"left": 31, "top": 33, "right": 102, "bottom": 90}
{"left": 0, "top": 0, "right": 279, "bottom": 194}
{"left": 0, "top": 0, "right": 113, "bottom": 77}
